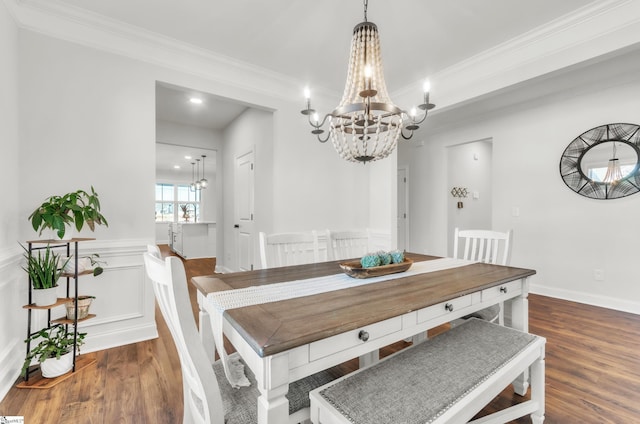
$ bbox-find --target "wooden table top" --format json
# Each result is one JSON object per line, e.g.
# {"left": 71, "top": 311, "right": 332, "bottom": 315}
{"left": 192, "top": 253, "right": 536, "bottom": 357}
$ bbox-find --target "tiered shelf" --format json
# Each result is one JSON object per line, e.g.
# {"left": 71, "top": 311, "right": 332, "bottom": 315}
{"left": 18, "top": 238, "right": 98, "bottom": 388}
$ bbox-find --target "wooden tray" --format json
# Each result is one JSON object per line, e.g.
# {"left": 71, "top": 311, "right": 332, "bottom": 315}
{"left": 340, "top": 258, "right": 413, "bottom": 279}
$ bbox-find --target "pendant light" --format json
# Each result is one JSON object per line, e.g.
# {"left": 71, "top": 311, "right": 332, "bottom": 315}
{"left": 189, "top": 162, "right": 197, "bottom": 192}
{"left": 199, "top": 155, "right": 208, "bottom": 188}
{"left": 195, "top": 158, "right": 202, "bottom": 190}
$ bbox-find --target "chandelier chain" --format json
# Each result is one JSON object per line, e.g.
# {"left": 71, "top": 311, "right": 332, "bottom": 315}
{"left": 363, "top": 0, "right": 368, "bottom": 22}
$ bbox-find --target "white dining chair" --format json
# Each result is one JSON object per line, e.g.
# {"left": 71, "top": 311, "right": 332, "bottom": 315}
{"left": 143, "top": 253, "right": 335, "bottom": 423}
{"left": 453, "top": 228, "right": 513, "bottom": 324}
{"left": 147, "top": 244, "right": 162, "bottom": 258}
{"left": 258, "top": 231, "right": 321, "bottom": 268}
{"left": 326, "top": 229, "right": 370, "bottom": 261}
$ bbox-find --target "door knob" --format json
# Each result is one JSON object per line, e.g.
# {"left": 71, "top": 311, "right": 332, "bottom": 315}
{"left": 234, "top": 224, "right": 240, "bottom": 228}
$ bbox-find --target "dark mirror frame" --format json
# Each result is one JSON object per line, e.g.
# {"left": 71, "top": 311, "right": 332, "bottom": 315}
{"left": 560, "top": 123, "right": 640, "bottom": 199}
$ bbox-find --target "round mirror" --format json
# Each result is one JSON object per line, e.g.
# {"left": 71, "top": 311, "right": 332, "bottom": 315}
{"left": 560, "top": 123, "right": 640, "bottom": 199}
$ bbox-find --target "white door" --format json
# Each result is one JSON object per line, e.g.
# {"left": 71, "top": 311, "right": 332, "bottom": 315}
{"left": 397, "top": 167, "right": 408, "bottom": 251}
{"left": 235, "top": 151, "right": 255, "bottom": 271}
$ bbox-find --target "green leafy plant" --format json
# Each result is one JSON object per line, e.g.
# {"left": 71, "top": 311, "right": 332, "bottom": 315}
{"left": 28, "top": 186, "right": 108, "bottom": 239}
{"left": 22, "top": 326, "right": 86, "bottom": 377}
{"left": 64, "top": 253, "right": 106, "bottom": 277}
{"left": 21, "top": 244, "right": 70, "bottom": 290}
{"left": 87, "top": 253, "right": 106, "bottom": 276}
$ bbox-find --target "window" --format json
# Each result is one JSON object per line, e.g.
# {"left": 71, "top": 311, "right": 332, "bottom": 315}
{"left": 155, "top": 183, "right": 200, "bottom": 222}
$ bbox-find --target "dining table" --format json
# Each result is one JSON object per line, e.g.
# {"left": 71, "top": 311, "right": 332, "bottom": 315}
{"left": 191, "top": 253, "right": 536, "bottom": 424}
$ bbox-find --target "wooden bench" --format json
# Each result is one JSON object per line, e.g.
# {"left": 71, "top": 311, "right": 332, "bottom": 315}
{"left": 310, "top": 318, "right": 545, "bottom": 424}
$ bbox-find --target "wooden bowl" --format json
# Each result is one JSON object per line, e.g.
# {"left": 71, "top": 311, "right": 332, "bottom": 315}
{"left": 339, "top": 258, "right": 413, "bottom": 279}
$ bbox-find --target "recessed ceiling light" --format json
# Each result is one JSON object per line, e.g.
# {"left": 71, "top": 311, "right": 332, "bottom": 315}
{"left": 189, "top": 98, "right": 203, "bottom": 104}
{"left": 174, "top": 165, "right": 180, "bottom": 169}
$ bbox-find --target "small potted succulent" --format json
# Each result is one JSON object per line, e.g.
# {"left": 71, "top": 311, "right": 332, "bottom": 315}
{"left": 28, "top": 186, "right": 108, "bottom": 239}
{"left": 21, "top": 244, "right": 70, "bottom": 306}
{"left": 22, "top": 326, "right": 86, "bottom": 378}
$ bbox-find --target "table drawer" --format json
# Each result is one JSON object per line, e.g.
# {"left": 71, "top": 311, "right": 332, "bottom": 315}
{"left": 416, "top": 295, "right": 473, "bottom": 323}
{"left": 481, "top": 280, "right": 522, "bottom": 303}
{"left": 309, "top": 316, "right": 402, "bottom": 362}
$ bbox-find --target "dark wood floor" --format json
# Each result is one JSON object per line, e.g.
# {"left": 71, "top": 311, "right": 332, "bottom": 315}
{"left": 2, "top": 245, "right": 639, "bottom": 423}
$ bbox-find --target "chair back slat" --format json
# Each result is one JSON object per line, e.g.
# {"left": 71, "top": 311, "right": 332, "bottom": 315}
{"left": 453, "top": 228, "right": 512, "bottom": 266}
{"left": 259, "top": 231, "right": 320, "bottom": 268}
{"left": 143, "top": 253, "right": 225, "bottom": 424}
{"left": 327, "top": 230, "right": 370, "bottom": 261}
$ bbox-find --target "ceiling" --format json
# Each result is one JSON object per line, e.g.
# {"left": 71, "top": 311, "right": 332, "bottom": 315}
{"left": 156, "top": 82, "right": 248, "bottom": 130}
{"left": 41, "top": 0, "right": 595, "bottom": 130}
{"left": 47, "top": 0, "right": 592, "bottom": 94}
{"left": 156, "top": 143, "right": 216, "bottom": 180}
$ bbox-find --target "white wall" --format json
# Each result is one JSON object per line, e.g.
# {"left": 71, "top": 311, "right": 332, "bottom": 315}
{"left": 446, "top": 140, "right": 493, "bottom": 254}
{"left": 270, "top": 105, "right": 371, "bottom": 233}
{"left": 0, "top": 0, "right": 25, "bottom": 401}
{"left": 221, "top": 108, "right": 273, "bottom": 271}
{"left": 17, "top": 29, "right": 159, "bottom": 368}
{"left": 399, "top": 61, "right": 640, "bottom": 313}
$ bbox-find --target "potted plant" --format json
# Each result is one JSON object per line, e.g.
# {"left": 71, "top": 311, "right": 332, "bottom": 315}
{"left": 180, "top": 204, "right": 190, "bottom": 222}
{"left": 28, "top": 186, "right": 108, "bottom": 239}
{"left": 63, "top": 253, "right": 106, "bottom": 276}
{"left": 65, "top": 295, "right": 96, "bottom": 320}
{"left": 22, "top": 326, "right": 86, "bottom": 378}
{"left": 21, "top": 244, "right": 70, "bottom": 306}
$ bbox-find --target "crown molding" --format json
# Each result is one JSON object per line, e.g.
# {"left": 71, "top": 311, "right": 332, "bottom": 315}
{"left": 393, "top": 0, "right": 640, "bottom": 110}
{"left": 8, "top": 0, "right": 640, "bottom": 110}
{"left": 7, "top": 0, "right": 316, "bottom": 105}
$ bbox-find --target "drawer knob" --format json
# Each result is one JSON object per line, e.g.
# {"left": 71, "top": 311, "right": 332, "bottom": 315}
{"left": 358, "top": 330, "right": 370, "bottom": 342}
{"left": 445, "top": 303, "right": 454, "bottom": 312}
{"left": 500, "top": 286, "right": 508, "bottom": 294}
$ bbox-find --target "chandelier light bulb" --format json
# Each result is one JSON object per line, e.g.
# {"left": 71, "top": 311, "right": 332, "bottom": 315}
{"left": 313, "top": 113, "right": 319, "bottom": 125}
{"left": 410, "top": 107, "right": 417, "bottom": 118}
{"left": 304, "top": 87, "right": 311, "bottom": 99}
{"left": 423, "top": 80, "right": 431, "bottom": 93}
{"left": 364, "top": 65, "right": 373, "bottom": 79}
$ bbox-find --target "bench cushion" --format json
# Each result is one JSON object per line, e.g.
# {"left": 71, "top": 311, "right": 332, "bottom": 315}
{"left": 317, "top": 319, "right": 537, "bottom": 424}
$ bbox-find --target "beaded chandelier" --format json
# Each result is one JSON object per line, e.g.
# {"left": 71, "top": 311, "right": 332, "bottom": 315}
{"left": 301, "top": 0, "right": 435, "bottom": 163}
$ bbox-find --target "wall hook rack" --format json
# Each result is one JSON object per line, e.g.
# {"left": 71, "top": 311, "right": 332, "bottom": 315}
{"left": 451, "top": 187, "right": 468, "bottom": 208}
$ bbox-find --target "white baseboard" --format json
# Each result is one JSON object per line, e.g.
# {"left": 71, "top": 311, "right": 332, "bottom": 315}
{"left": 531, "top": 283, "right": 640, "bottom": 315}
{"left": 82, "top": 322, "right": 158, "bottom": 353}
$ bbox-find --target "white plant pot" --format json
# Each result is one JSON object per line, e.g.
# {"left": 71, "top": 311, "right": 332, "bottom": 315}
{"left": 32, "top": 287, "right": 58, "bottom": 307}
{"left": 40, "top": 351, "right": 73, "bottom": 378}
{"left": 63, "top": 257, "right": 92, "bottom": 274}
